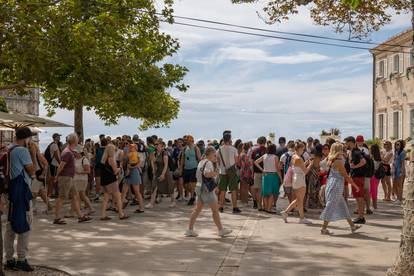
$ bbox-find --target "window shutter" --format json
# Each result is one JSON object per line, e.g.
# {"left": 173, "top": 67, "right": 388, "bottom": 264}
{"left": 376, "top": 61, "right": 380, "bottom": 78}
{"left": 399, "top": 53, "right": 404, "bottom": 74}
{"left": 389, "top": 112, "right": 393, "bottom": 139}
{"left": 376, "top": 114, "right": 380, "bottom": 138}
{"left": 383, "top": 114, "right": 387, "bottom": 140}
{"left": 410, "top": 49, "right": 414, "bottom": 67}
{"left": 389, "top": 56, "right": 394, "bottom": 75}
{"left": 398, "top": 111, "right": 403, "bottom": 139}
{"left": 384, "top": 58, "right": 388, "bottom": 78}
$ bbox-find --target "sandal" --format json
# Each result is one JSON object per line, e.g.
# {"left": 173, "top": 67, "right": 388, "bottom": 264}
{"left": 53, "top": 218, "right": 67, "bottom": 225}
{"left": 119, "top": 214, "right": 130, "bottom": 220}
{"left": 320, "top": 229, "right": 331, "bottom": 235}
{"left": 122, "top": 201, "right": 129, "bottom": 209}
{"left": 351, "top": 225, "right": 362, "bottom": 233}
{"left": 64, "top": 215, "right": 75, "bottom": 219}
{"left": 78, "top": 216, "right": 93, "bottom": 223}
{"left": 134, "top": 209, "right": 144, "bottom": 213}
{"left": 100, "top": 216, "right": 112, "bottom": 221}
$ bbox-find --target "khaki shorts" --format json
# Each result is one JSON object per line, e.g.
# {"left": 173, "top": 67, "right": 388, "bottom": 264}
{"left": 253, "top": 173, "right": 262, "bottom": 189}
{"left": 31, "top": 179, "right": 45, "bottom": 194}
{"left": 102, "top": 182, "right": 119, "bottom": 194}
{"left": 58, "top": 176, "right": 77, "bottom": 200}
{"left": 73, "top": 179, "right": 88, "bottom": 193}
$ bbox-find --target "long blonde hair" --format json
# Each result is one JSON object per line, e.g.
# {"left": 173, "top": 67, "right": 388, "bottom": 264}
{"left": 101, "top": 143, "right": 116, "bottom": 164}
{"left": 327, "top": 143, "right": 343, "bottom": 163}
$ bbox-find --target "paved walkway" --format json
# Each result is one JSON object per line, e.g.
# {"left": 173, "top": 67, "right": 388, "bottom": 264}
{"left": 17, "top": 195, "right": 403, "bottom": 276}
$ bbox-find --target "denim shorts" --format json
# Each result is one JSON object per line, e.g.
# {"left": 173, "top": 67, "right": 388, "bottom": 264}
{"left": 196, "top": 186, "right": 217, "bottom": 205}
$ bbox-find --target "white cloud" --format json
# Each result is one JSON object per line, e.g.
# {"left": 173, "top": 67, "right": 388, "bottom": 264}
{"left": 194, "top": 46, "right": 330, "bottom": 65}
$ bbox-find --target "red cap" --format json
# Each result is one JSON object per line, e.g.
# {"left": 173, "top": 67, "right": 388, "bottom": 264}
{"left": 356, "top": 135, "right": 364, "bottom": 143}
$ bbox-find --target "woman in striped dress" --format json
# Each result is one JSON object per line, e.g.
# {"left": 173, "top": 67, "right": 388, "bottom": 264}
{"left": 320, "top": 143, "right": 362, "bottom": 235}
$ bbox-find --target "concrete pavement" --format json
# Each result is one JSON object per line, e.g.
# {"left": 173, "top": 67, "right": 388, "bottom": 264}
{"left": 13, "top": 195, "right": 403, "bottom": 276}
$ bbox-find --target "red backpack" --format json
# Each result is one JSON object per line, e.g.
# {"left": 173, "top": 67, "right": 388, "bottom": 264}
{"left": 0, "top": 145, "right": 18, "bottom": 194}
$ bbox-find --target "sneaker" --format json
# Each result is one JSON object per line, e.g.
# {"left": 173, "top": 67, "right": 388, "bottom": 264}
{"left": 218, "top": 228, "right": 232, "bottom": 237}
{"left": 5, "top": 259, "right": 18, "bottom": 271}
{"left": 219, "top": 207, "right": 224, "bottom": 213}
{"left": 366, "top": 209, "right": 373, "bottom": 215}
{"left": 281, "top": 211, "right": 288, "bottom": 223}
{"left": 15, "top": 259, "right": 34, "bottom": 272}
{"left": 184, "top": 229, "right": 199, "bottom": 237}
{"left": 232, "top": 207, "right": 242, "bottom": 214}
{"left": 299, "top": 218, "right": 312, "bottom": 224}
{"left": 187, "top": 198, "right": 195, "bottom": 206}
{"left": 353, "top": 217, "right": 366, "bottom": 224}
{"left": 145, "top": 203, "right": 154, "bottom": 209}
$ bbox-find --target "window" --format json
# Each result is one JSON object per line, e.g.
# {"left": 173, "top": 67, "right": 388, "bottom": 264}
{"left": 410, "top": 48, "right": 414, "bottom": 67}
{"left": 378, "top": 59, "right": 385, "bottom": 77}
{"left": 378, "top": 114, "right": 385, "bottom": 140}
{"left": 393, "top": 111, "right": 403, "bottom": 139}
{"left": 393, "top": 54, "right": 400, "bottom": 73}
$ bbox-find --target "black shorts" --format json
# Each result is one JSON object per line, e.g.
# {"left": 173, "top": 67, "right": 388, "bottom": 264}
{"left": 49, "top": 165, "right": 58, "bottom": 177}
{"left": 95, "top": 166, "right": 103, "bottom": 178}
{"left": 183, "top": 168, "right": 197, "bottom": 184}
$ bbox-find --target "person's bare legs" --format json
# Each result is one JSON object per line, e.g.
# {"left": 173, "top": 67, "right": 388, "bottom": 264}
{"left": 54, "top": 198, "right": 64, "bottom": 219}
{"left": 177, "top": 177, "right": 184, "bottom": 198}
{"left": 209, "top": 201, "right": 223, "bottom": 230}
{"left": 356, "top": 198, "right": 365, "bottom": 218}
{"left": 188, "top": 200, "right": 204, "bottom": 230}
{"left": 95, "top": 176, "right": 101, "bottom": 200}
{"left": 381, "top": 176, "right": 391, "bottom": 200}
{"left": 231, "top": 191, "right": 238, "bottom": 208}
{"left": 79, "top": 191, "right": 93, "bottom": 212}
{"left": 131, "top": 185, "right": 144, "bottom": 211}
{"left": 148, "top": 187, "right": 158, "bottom": 207}
{"left": 72, "top": 195, "right": 83, "bottom": 218}
{"left": 113, "top": 191, "right": 125, "bottom": 217}
{"left": 219, "top": 190, "right": 226, "bottom": 208}
{"left": 101, "top": 192, "right": 110, "bottom": 218}
{"left": 240, "top": 181, "right": 249, "bottom": 204}
{"left": 321, "top": 221, "right": 329, "bottom": 230}
{"left": 294, "top": 188, "right": 306, "bottom": 219}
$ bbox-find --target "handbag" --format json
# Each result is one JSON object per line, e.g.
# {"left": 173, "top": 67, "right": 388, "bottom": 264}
{"left": 201, "top": 161, "right": 217, "bottom": 192}
{"left": 218, "top": 148, "right": 237, "bottom": 178}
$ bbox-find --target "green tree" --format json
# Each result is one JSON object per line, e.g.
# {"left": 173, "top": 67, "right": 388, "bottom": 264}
{"left": 0, "top": 0, "right": 188, "bottom": 141}
{"left": 0, "top": 96, "right": 8, "bottom": 113}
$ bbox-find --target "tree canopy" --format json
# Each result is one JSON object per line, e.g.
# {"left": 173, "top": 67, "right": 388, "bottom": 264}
{"left": 0, "top": 0, "right": 188, "bottom": 132}
{"left": 232, "top": 0, "right": 412, "bottom": 39}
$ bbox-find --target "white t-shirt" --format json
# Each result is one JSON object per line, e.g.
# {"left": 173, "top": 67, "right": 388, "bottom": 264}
{"left": 196, "top": 159, "right": 214, "bottom": 188}
{"left": 74, "top": 157, "right": 90, "bottom": 182}
{"left": 50, "top": 143, "right": 60, "bottom": 166}
{"left": 217, "top": 145, "right": 238, "bottom": 175}
{"left": 280, "top": 150, "right": 294, "bottom": 165}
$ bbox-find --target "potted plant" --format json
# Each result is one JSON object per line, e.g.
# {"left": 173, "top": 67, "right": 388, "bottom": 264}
{"left": 406, "top": 66, "right": 414, "bottom": 80}
{"left": 389, "top": 72, "right": 396, "bottom": 83}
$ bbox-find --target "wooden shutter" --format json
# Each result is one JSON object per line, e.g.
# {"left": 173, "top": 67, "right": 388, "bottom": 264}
{"left": 389, "top": 112, "right": 393, "bottom": 139}
{"left": 389, "top": 56, "right": 394, "bottom": 75}
{"left": 383, "top": 114, "right": 387, "bottom": 140}
{"left": 398, "top": 110, "right": 403, "bottom": 139}
{"left": 376, "top": 61, "right": 380, "bottom": 78}
{"left": 384, "top": 58, "right": 388, "bottom": 78}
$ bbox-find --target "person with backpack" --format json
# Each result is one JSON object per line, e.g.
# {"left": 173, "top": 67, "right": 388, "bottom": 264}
{"left": 180, "top": 135, "right": 201, "bottom": 206}
{"left": 73, "top": 145, "right": 94, "bottom": 215}
{"left": 3, "top": 127, "right": 36, "bottom": 272}
{"left": 28, "top": 141, "right": 52, "bottom": 214}
{"left": 217, "top": 131, "right": 240, "bottom": 214}
{"left": 184, "top": 146, "right": 232, "bottom": 238}
{"left": 356, "top": 136, "right": 374, "bottom": 215}
{"left": 344, "top": 136, "right": 367, "bottom": 224}
{"left": 45, "top": 133, "right": 62, "bottom": 198}
{"left": 93, "top": 136, "right": 107, "bottom": 202}
{"left": 148, "top": 140, "right": 175, "bottom": 208}
{"left": 392, "top": 140, "right": 406, "bottom": 205}
{"left": 280, "top": 141, "right": 295, "bottom": 203}
{"left": 250, "top": 136, "right": 267, "bottom": 210}
{"left": 381, "top": 141, "right": 393, "bottom": 202}
{"left": 370, "top": 144, "right": 384, "bottom": 211}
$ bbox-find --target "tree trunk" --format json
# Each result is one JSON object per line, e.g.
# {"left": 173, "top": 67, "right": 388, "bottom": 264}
{"left": 74, "top": 104, "right": 84, "bottom": 144}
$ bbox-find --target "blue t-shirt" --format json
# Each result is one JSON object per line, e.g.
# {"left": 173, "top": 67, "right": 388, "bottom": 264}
{"left": 9, "top": 145, "right": 33, "bottom": 185}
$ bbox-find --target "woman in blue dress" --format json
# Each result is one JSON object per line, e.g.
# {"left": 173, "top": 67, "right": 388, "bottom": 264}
{"left": 320, "top": 143, "right": 362, "bottom": 235}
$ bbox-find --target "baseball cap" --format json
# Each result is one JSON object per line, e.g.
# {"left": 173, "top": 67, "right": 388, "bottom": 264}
{"left": 16, "top": 127, "right": 36, "bottom": 140}
{"left": 356, "top": 135, "right": 364, "bottom": 143}
{"left": 52, "top": 133, "right": 61, "bottom": 139}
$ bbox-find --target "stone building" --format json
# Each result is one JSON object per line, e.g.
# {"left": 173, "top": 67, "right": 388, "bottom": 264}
{"left": 0, "top": 89, "right": 40, "bottom": 145}
{"left": 371, "top": 29, "right": 414, "bottom": 141}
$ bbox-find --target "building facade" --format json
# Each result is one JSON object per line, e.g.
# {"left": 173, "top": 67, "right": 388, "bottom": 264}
{"left": 372, "top": 29, "right": 414, "bottom": 141}
{"left": 0, "top": 89, "right": 40, "bottom": 145}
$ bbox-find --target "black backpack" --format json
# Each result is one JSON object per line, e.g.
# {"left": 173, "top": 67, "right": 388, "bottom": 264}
{"left": 164, "top": 150, "right": 177, "bottom": 172}
{"left": 44, "top": 142, "right": 54, "bottom": 165}
{"left": 362, "top": 153, "right": 375, "bottom": 178}
{"left": 374, "top": 162, "right": 386, "bottom": 179}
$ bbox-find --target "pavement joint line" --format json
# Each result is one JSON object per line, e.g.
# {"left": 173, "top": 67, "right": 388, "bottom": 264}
{"left": 215, "top": 211, "right": 259, "bottom": 276}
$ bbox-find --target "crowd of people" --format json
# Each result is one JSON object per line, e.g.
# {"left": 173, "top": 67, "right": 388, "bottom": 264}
{"left": 0, "top": 127, "right": 408, "bottom": 273}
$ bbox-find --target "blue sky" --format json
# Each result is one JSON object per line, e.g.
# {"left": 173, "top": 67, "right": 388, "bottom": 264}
{"left": 39, "top": 0, "right": 411, "bottom": 144}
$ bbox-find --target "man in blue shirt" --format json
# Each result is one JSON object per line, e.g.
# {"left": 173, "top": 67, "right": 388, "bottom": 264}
{"left": 4, "top": 127, "right": 35, "bottom": 272}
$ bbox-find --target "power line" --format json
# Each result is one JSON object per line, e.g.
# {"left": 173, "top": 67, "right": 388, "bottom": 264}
{"left": 163, "top": 20, "right": 410, "bottom": 54}
{"left": 156, "top": 12, "right": 412, "bottom": 49}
